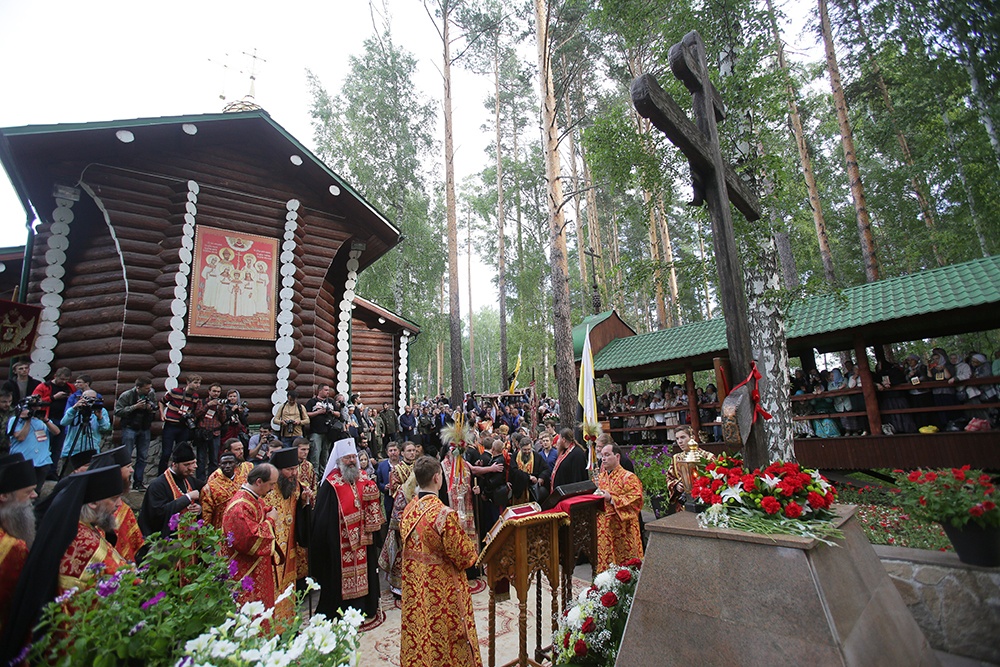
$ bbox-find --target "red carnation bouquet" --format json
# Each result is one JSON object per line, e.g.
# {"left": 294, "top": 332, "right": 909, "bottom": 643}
{"left": 691, "top": 454, "right": 844, "bottom": 543}
{"left": 553, "top": 559, "right": 642, "bottom": 666}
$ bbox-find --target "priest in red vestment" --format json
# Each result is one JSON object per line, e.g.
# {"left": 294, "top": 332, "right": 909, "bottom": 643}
{"left": 400, "top": 456, "right": 482, "bottom": 667}
{"left": 264, "top": 446, "right": 314, "bottom": 624}
{"left": 201, "top": 452, "right": 243, "bottom": 528}
{"left": 222, "top": 463, "right": 279, "bottom": 610}
{"left": 595, "top": 443, "right": 644, "bottom": 571}
{"left": 310, "top": 438, "right": 384, "bottom": 620}
{"left": 90, "top": 445, "right": 143, "bottom": 562}
{"left": 0, "top": 454, "right": 37, "bottom": 635}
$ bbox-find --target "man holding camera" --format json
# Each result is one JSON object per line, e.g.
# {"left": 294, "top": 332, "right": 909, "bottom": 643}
{"left": 273, "top": 390, "right": 309, "bottom": 447}
{"left": 193, "top": 383, "right": 225, "bottom": 477}
{"left": 59, "top": 390, "right": 111, "bottom": 474}
{"left": 115, "top": 377, "right": 158, "bottom": 490}
{"left": 157, "top": 375, "right": 201, "bottom": 476}
{"left": 8, "top": 399, "right": 60, "bottom": 494}
{"left": 306, "top": 384, "right": 337, "bottom": 473}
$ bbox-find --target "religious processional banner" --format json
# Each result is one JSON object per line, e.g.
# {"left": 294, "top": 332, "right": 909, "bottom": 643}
{"left": 0, "top": 299, "right": 41, "bottom": 360}
{"left": 188, "top": 225, "right": 278, "bottom": 340}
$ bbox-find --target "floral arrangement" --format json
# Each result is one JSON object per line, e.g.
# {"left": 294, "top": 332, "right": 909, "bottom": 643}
{"left": 32, "top": 511, "right": 237, "bottom": 666}
{"left": 628, "top": 445, "right": 672, "bottom": 499}
{"left": 176, "top": 579, "right": 362, "bottom": 667}
{"left": 691, "top": 454, "right": 844, "bottom": 544}
{"left": 553, "top": 559, "right": 642, "bottom": 666}
{"left": 892, "top": 466, "right": 999, "bottom": 529}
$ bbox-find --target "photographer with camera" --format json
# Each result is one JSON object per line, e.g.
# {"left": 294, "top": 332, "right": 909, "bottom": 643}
{"left": 8, "top": 396, "right": 60, "bottom": 494}
{"left": 193, "top": 383, "right": 226, "bottom": 477}
{"left": 306, "top": 384, "right": 337, "bottom": 473}
{"left": 115, "top": 376, "right": 157, "bottom": 490}
{"left": 157, "top": 375, "right": 201, "bottom": 476}
{"left": 66, "top": 374, "right": 102, "bottom": 410}
{"left": 59, "top": 389, "right": 111, "bottom": 475}
{"left": 219, "top": 389, "right": 250, "bottom": 448}
{"left": 272, "top": 389, "right": 309, "bottom": 447}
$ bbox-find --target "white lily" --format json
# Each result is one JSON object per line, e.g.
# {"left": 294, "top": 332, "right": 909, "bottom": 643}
{"left": 719, "top": 483, "right": 745, "bottom": 504}
{"left": 761, "top": 474, "right": 781, "bottom": 489}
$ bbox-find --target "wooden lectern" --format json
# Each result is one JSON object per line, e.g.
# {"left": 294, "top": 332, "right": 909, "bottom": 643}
{"left": 477, "top": 508, "right": 566, "bottom": 667}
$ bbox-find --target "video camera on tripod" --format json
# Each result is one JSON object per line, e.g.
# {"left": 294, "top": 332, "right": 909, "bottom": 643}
{"left": 15, "top": 394, "right": 49, "bottom": 419}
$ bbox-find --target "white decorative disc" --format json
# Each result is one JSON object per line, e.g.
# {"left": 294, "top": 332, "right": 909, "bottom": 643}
{"left": 170, "top": 300, "right": 187, "bottom": 317}
{"left": 285, "top": 211, "right": 298, "bottom": 222}
{"left": 280, "top": 299, "right": 294, "bottom": 312}
{"left": 339, "top": 310, "right": 352, "bottom": 323}
{"left": 272, "top": 389, "right": 287, "bottom": 405}
{"left": 167, "top": 363, "right": 181, "bottom": 378}
{"left": 45, "top": 264, "right": 66, "bottom": 280}
{"left": 174, "top": 271, "right": 188, "bottom": 288}
{"left": 278, "top": 323, "right": 294, "bottom": 337}
{"left": 337, "top": 330, "right": 349, "bottom": 342}
{"left": 34, "top": 335, "right": 57, "bottom": 351}
{"left": 169, "top": 348, "right": 183, "bottom": 363}
{"left": 29, "top": 362, "right": 50, "bottom": 378}
{"left": 276, "top": 353, "right": 291, "bottom": 368}
{"left": 164, "top": 377, "right": 178, "bottom": 391}
{"left": 116, "top": 129, "right": 135, "bottom": 143}
{"left": 44, "top": 248, "right": 66, "bottom": 266}
{"left": 275, "top": 337, "right": 294, "bottom": 355}
{"left": 398, "top": 400, "right": 407, "bottom": 410}
{"left": 279, "top": 251, "right": 294, "bottom": 265}
{"left": 50, "top": 222, "right": 70, "bottom": 236}
{"left": 282, "top": 275, "right": 295, "bottom": 288}
{"left": 336, "top": 350, "right": 349, "bottom": 363}
{"left": 289, "top": 155, "right": 303, "bottom": 166}
{"left": 40, "top": 293, "right": 62, "bottom": 309}
{"left": 336, "top": 361, "right": 349, "bottom": 374}
{"left": 179, "top": 248, "right": 193, "bottom": 264}
{"left": 286, "top": 199, "right": 300, "bottom": 212}
{"left": 40, "top": 277, "right": 64, "bottom": 294}
{"left": 187, "top": 191, "right": 197, "bottom": 203}
{"left": 182, "top": 124, "right": 198, "bottom": 135}
{"left": 280, "top": 264, "right": 296, "bottom": 277}
{"left": 40, "top": 306, "right": 60, "bottom": 322}
{"left": 170, "top": 315, "right": 184, "bottom": 331}
{"left": 52, "top": 207, "right": 74, "bottom": 224}
{"left": 185, "top": 201, "right": 197, "bottom": 216}
{"left": 337, "top": 321, "right": 350, "bottom": 332}
{"left": 184, "top": 213, "right": 196, "bottom": 226}
{"left": 37, "top": 320, "right": 59, "bottom": 336}
{"left": 346, "top": 259, "right": 359, "bottom": 272}
{"left": 167, "top": 329, "right": 186, "bottom": 349}
{"left": 187, "top": 180, "right": 200, "bottom": 195}
{"left": 336, "top": 381, "right": 349, "bottom": 394}
{"left": 181, "top": 235, "right": 194, "bottom": 251}
{"left": 345, "top": 278, "right": 356, "bottom": 291}
{"left": 276, "top": 367, "right": 290, "bottom": 380}
{"left": 284, "top": 231, "right": 295, "bottom": 242}
{"left": 47, "top": 234, "right": 69, "bottom": 251}
{"left": 279, "top": 287, "right": 295, "bottom": 301}
{"left": 276, "top": 378, "right": 289, "bottom": 391}
{"left": 329, "top": 185, "right": 341, "bottom": 196}
{"left": 343, "top": 289, "right": 356, "bottom": 302}
{"left": 346, "top": 271, "right": 358, "bottom": 282}
{"left": 173, "top": 285, "right": 186, "bottom": 300}
{"left": 277, "top": 311, "right": 294, "bottom": 325}
{"left": 282, "top": 240, "right": 296, "bottom": 253}
{"left": 183, "top": 223, "right": 194, "bottom": 237}
{"left": 178, "top": 262, "right": 190, "bottom": 276}
{"left": 340, "top": 300, "right": 353, "bottom": 313}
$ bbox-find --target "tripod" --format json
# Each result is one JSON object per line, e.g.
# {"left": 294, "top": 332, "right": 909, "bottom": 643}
{"left": 61, "top": 406, "right": 99, "bottom": 477}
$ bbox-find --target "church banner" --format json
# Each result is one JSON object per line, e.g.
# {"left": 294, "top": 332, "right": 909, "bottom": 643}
{"left": 188, "top": 225, "right": 278, "bottom": 340}
{"left": 0, "top": 300, "right": 41, "bottom": 360}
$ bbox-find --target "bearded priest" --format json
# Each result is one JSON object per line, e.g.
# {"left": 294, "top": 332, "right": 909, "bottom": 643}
{"left": 221, "top": 463, "right": 280, "bottom": 610}
{"left": 595, "top": 442, "right": 644, "bottom": 571}
{"left": 309, "top": 438, "right": 385, "bottom": 620}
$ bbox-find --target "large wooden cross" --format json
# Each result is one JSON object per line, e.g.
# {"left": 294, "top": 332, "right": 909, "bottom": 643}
{"left": 631, "top": 30, "right": 768, "bottom": 467}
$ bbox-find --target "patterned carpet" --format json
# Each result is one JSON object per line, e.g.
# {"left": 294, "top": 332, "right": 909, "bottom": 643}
{"left": 356, "top": 572, "right": 591, "bottom": 666}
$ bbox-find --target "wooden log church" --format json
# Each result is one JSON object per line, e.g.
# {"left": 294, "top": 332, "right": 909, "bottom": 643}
{"left": 0, "top": 109, "right": 419, "bottom": 422}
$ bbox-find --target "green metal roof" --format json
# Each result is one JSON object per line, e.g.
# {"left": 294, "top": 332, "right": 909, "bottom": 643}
{"left": 592, "top": 255, "right": 1000, "bottom": 377}
{"left": 573, "top": 310, "right": 615, "bottom": 360}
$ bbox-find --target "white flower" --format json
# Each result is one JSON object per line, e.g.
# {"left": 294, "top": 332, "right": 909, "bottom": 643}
{"left": 593, "top": 571, "right": 613, "bottom": 589}
{"left": 313, "top": 631, "right": 339, "bottom": 655}
{"left": 577, "top": 587, "right": 591, "bottom": 604}
{"left": 209, "top": 639, "right": 238, "bottom": 658}
{"left": 761, "top": 474, "right": 781, "bottom": 489}
{"left": 274, "top": 583, "right": 296, "bottom": 606}
{"left": 184, "top": 634, "right": 212, "bottom": 655}
{"left": 566, "top": 605, "right": 582, "bottom": 628}
{"left": 242, "top": 649, "right": 264, "bottom": 662}
{"left": 218, "top": 618, "right": 236, "bottom": 634}
{"left": 240, "top": 601, "right": 266, "bottom": 617}
{"left": 709, "top": 468, "right": 725, "bottom": 480}
{"left": 304, "top": 576, "right": 321, "bottom": 593}
{"left": 719, "top": 483, "right": 745, "bottom": 504}
{"left": 341, "top": 607, "right": 365, "bottom": 628}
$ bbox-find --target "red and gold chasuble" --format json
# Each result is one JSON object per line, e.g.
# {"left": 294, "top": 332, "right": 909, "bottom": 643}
{"left": 295, "top": 461, "right": 316, "bottom": 579}
{"left": 113, "top": 504, "right": 144, "bottom": 563}
{"left": 326, "top": 469, "right": 383, "bottom": 600}
{"left": 201, "top": 469, "right": 243, "bottom": 529}
{"left": 595, "top": 466, "right": 644, "bottom": 571}
{"left": 400, "top": 494, "right": 482, "bottom": 667}
{"left": 221, "top": 489, "right": 277, "bottom": 609}
{"left": 58, "top": 522, "right": 127, "bottom": 593}
{"left": 0, "top": 528, "right": 28, "bottom": 634}
{"left": 264, "top": 482, "right": 301, "bottom": 625}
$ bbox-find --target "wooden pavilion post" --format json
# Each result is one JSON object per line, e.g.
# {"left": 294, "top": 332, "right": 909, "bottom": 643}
{"left": 685, "top": 366, "right": 701, "bottom": 435}
{"left": 713, "top": 357, "right": 730, "bottom": 400}
{"left": 853, "top": 335, "right": 883, "bottom": 436}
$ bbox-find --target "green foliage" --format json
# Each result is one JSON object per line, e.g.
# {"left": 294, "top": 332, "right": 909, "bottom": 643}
{"left": 893, "top": 466, "right": 1000, "bottom": 529}
{"left": 32, "top": 512, "right": 237, "bottom": 666}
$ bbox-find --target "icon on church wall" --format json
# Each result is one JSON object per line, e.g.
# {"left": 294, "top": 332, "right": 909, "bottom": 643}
{"left": 188, "top": 225, "right": 278, "bottom": 340}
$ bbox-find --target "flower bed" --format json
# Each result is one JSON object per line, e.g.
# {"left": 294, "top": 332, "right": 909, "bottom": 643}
{"left": 553, "top": 559, "right": 642, "bottom": 667}
{"left": 837, "top": 483, "right": 952, "bottom": 551}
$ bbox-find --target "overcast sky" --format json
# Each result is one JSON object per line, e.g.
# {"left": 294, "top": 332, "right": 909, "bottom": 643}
{"left": 0, "top": 0, "right": 818, "bottom": 313}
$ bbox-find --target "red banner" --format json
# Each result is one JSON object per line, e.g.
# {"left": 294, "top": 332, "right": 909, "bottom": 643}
{"left": 0, "top": 300, "right": 41, "bottom": 360}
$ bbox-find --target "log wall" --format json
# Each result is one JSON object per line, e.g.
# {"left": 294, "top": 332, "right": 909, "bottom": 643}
{"left": 350, "top": 315, "right": 397, "bottom": 407}
{"left": 24, "top": 142, "right": 368, "bottom": 430}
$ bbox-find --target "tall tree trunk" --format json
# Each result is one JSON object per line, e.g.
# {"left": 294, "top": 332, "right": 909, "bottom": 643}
{"left": 467, "top": 216, "right": 476, "bottom": 391}
{"left": 562, "top": 58, "right": 588, "bottom": 296}
{"left": 494, "top": 46, "right": 509, "bottom": 391}
{"left": 819, "top": 0, "right": 880, "bottom": 282}
{"left": 643, "top": 190, "right": 668, "bottom": 328}
{"left": 961, "top": 44, "right": 1000, "bottom": 168}
{"left": 846, "top": 0, "right": 943, "bottom": 266}
{"left": 656, "top": 192, "right": 680, "bottom": 326}
{"left": 535, "top": 0, "right": 576, "bottom": 430}
{"left": 438, "top": 275, "right": 446, "bottom": 396}
{"left": 766, "top": 0, "right": 836, "bottom": 285}
{"left": 774, "top": 232, "right": 799, "bottom": 289}
{"left": 696, "top": 217, "right": 714, "bottom": 319}
{"left": 439, "top": 4, "right": 465, "bottom": 405}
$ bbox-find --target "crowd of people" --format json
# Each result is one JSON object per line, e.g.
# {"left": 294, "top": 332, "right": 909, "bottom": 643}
{"left": 0, "top": 369, "right": 649, "bottom": 667}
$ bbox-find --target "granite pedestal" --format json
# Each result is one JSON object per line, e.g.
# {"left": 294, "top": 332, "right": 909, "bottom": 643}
{"left": 617, "top": 505, "right": 938, "bottom": 666}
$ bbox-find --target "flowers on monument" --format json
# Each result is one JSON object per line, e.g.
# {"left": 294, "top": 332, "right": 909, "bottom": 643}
{"left": 692, "top": 454, "right": 844, "bottom": 544}
{"left": 31, "top": 511, "right": 240, "bottom": 666}
{"left": 179, "top": 582, "right": 362, "bottom": 667}
{"left": 553, "top": 560, "right": 642, "bottom": 667}
{"left": 892, "top": 466, "right": 999, "bottom": 529}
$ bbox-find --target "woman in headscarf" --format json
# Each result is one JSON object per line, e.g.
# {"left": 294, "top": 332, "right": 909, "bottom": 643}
{"left": 928, "top": 348, "right": 958, "bottom": 428}
{"left": 810, "top": 379, "right": 841, "bottom": 438}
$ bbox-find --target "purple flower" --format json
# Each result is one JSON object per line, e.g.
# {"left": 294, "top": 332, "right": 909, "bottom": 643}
{"left": 141, "top": 591, "right": 166, "bottom": 610}
{"left": 128, "top": 621, "right": 146, "bottom": 636}
{"left": 228, "top": 560, "right": 239, "bottom": 578}
{"left": 168, "top": 513, "right": 181, "bottom": 532}
{"left": 96, "top": 577, "right": 120, "bottom": 598}
{"left": 12, "top": 644, "right": 30, "bottom": 665}
{"left": 86, "top": 562, "right": 106, "bottom": 575}
{"left": 55, "top": 587, "right": 78, "bottom": 604}
{"left": 240, "top": 575, "right": 254, "bottom": 592}
{"left": 225, "top": 531, "right": 235, "bottom": 548}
